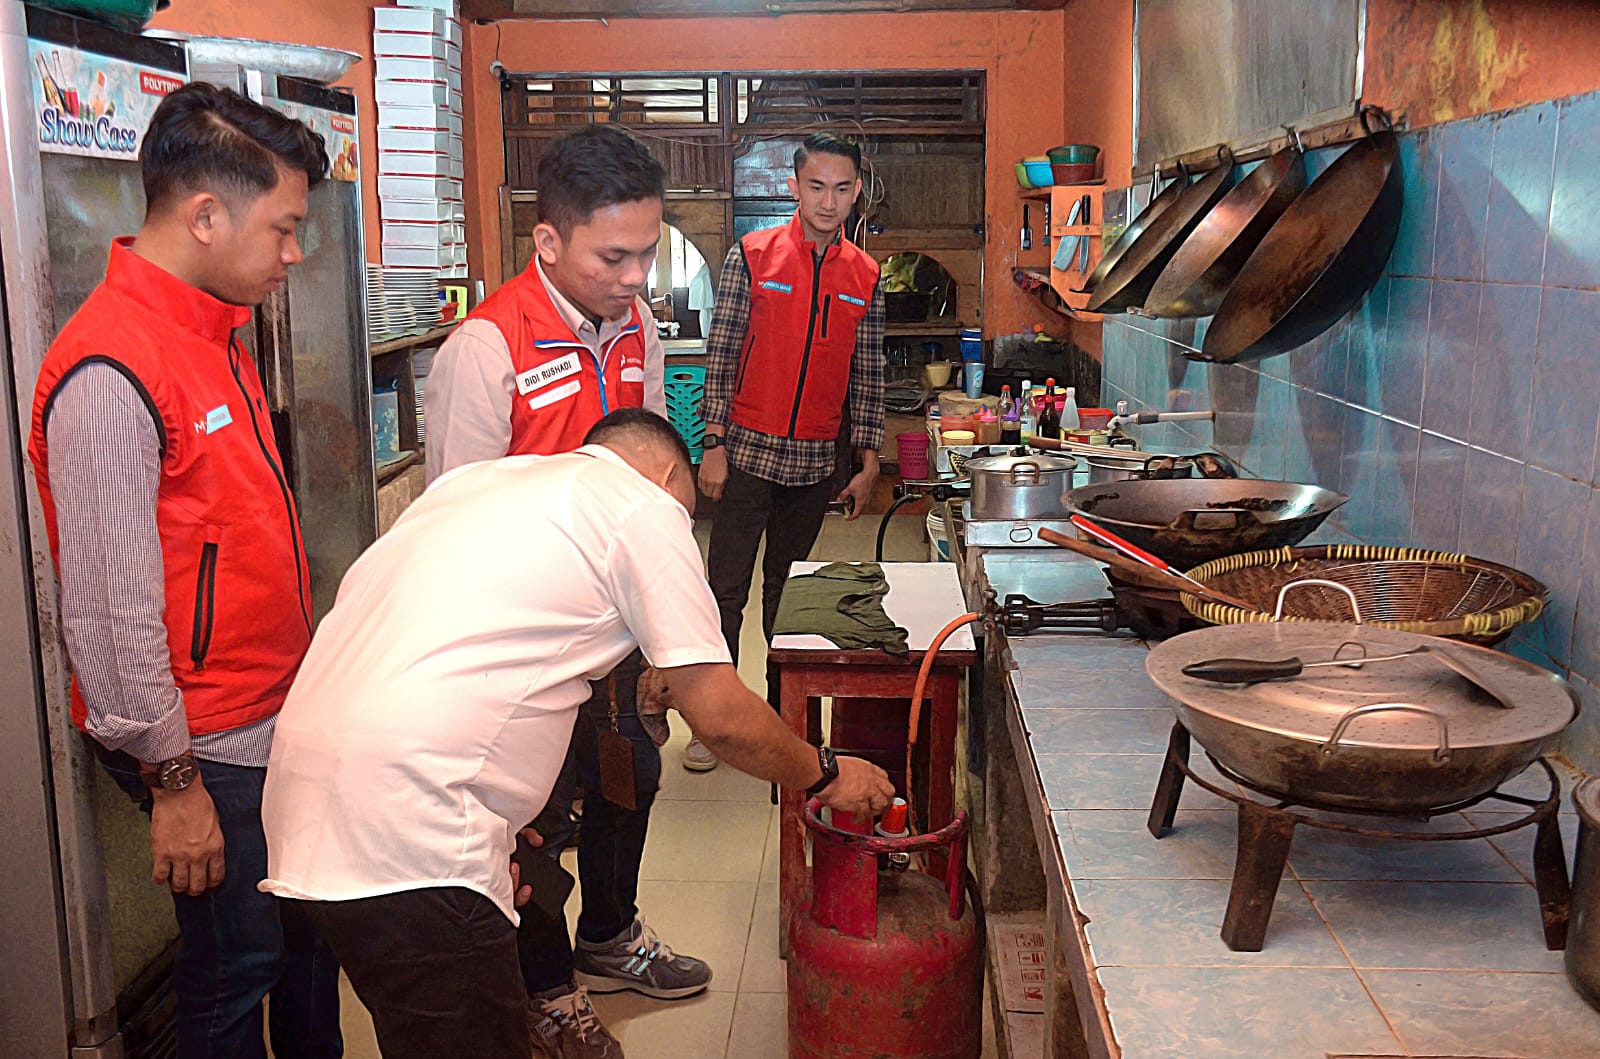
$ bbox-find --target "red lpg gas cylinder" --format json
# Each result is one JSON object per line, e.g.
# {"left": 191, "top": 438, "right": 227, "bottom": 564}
{"left": 787, "top": 800, "right": 982, "bottom": 1059}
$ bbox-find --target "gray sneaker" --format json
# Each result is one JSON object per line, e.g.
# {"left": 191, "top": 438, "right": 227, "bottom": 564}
{"left": 528, "top": 984, "right": 624, "bottom": 1059}
{"left": 573, "top": 917, "right": 712, "bottom": 999}
{"left": 682, "top": 736, "right": 720, "bottom": 772}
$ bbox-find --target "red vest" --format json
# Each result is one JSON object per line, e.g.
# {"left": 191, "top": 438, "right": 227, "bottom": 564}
{"left": 469, "top": 265, "right": 649, "bottom": 456}
{"left": 731, "top": 214, "right": 880, "bottom": 440}
{"left": 28, "top": 240, "right": 312, "bottom": 738}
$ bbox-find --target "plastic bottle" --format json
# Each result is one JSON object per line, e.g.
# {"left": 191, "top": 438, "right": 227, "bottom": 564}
{"left": 1061, "top": 385, "right": 1081, "bottom": 431}
{"left": 964, "top": 360, "right": 985, "bottom": 399}
{"left": 999, "top": 385, "right": 1021, "bottom": 445}
{"left": 1037, "top": 376, "right": 1061, "bottom": 440}
{"left": 1018, "top": 380, "right": 1037, "bottom": 442}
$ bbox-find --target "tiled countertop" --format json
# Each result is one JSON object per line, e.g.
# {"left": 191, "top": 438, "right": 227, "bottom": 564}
{"left": 982, "top": 549, "right": 1600, "bottom": 1059}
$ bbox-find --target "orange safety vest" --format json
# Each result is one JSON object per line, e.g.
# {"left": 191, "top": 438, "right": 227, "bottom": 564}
{"left": 468, "top": 266, "right": 649, "bottom": 456}
{"left": 29, "top": 240, "right": 312, "bottom": 737}
{"left": 731, "top": 214, "right": 880, "bottom": 440}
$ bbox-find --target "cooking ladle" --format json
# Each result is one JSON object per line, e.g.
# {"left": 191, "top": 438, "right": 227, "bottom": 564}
{"left": 1180, "top": 645, "right": 1513, "bottom": 709}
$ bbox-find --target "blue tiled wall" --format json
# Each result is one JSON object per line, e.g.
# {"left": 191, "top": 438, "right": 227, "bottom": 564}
{"left": 1099, "top": 91, "right": 1600, "bottom": 772}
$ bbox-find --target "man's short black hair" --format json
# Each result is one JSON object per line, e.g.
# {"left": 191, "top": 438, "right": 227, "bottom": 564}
{"left": 537, "top": 125, "right": 666, "bottom": 236}
{"left": 140, "top": 82, "right": 328, "bottom": 215}
{"left": 583, "top": 408, "right": 692, "bottom": 469}
{"left": 793, "top": 132, "right": 862, "bottom": 176}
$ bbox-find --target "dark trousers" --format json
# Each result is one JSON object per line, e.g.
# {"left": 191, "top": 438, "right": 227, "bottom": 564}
{"left": 299, "top": 889, "right": 527, "bottom": 1059}
{"left": 516, "top": 651, "right": 661, "bottom": 993}
{"left": 706, "top": 465, "right": 835, "bottom": 668}
{"left": 94, "top": 745, "right": 343, "bottom": 1059}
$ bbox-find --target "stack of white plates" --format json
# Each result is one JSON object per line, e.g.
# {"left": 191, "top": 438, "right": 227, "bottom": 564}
{"left": 365, "top": 264, "right": 443, "bottom": 343}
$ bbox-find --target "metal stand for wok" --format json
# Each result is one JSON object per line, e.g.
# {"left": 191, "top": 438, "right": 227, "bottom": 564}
{"left": 1146, "top": 722, "right": 1572, "bottom": 953}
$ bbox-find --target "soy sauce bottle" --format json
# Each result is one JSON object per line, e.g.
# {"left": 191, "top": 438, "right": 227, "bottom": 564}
{"left": 1037, "top": 376, "right": 1061, "bottom": 440}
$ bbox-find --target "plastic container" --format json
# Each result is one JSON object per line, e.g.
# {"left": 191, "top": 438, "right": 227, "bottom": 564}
{"left": 896, "top": 431, "right": 931, "bottom": 479}
{"left": 940, "top": 429, "right": 975, "bottom": 446}
{"left": 1061, "top": 387, "right": 1081, "bottom": 430}
{"left": 664, "top": 364, "right": 708, "bottom": 464}
{"left": 926, "top": 509, "right": 952, "bottom": 562}
{"left": 940, "top": 413, "right": 976, "bottom": 436}
{"left": 964, "top": 362, "right": 985, "bottom": 399}
{"left": 1051, "top": 162, "right": 1097, "bottom": 185}
{"left": 1047, "top": 144, "right": 1101, "bottom": 165}
{"left": 959, "top": 328, "right": 983, "bottom": 361}
{"left": 1079, "top": 407, "right": 1115, "bottom": 430}
{"left": 1013, "top": 163, "right": 1035, "bottom": 190}
{"left": 1022, "top": 159, "right": 1053, "bottom": 187}
{"left": 923, "top": 360, "right": 953, "bottom": 389}
{"left": 974, "top": 411, "right": 1000, "bottom": 446}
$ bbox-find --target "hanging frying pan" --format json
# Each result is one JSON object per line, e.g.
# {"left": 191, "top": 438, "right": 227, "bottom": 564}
{"left": 1143, "top": 137, "right": 1308, "bottom": 318}
{"left": 1198, "top": 108, "right": 1403, "bottom": 364}
{"left": 1075, "top": 166, "right": 1189, "bottom": 295}
{"left": 1085, "top": 145, "right": 1238, "bottom": 314}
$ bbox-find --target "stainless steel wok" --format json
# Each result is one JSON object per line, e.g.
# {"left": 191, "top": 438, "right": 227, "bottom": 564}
{"left": 1062, "top": 478, "right": 1349, "bottom": 569}
{"left": 1146, "top": 622, "right": 1578, "bottom": 811}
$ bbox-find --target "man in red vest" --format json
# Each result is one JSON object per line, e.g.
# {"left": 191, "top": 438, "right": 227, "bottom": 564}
{"left": 28, "top": 84, "right": 340, "bottom": 1058}
{"left": 696, "top": 133, "right": 887, "bottom": 770}
{"left": 424, "top": 125, "right": 702, "bottom": 1059}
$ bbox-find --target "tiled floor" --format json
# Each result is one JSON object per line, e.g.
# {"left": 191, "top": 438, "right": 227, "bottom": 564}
{"left": 994, "top": 548, "right": 1600, "bottom": 1058}
{"left": 330, "top": 510, "right": 1003, "bottom": 1057}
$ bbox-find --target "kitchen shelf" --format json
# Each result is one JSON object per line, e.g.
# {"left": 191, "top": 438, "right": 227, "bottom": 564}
{"left": 376, "top": 450, "right": 420, "bottom": 485}
{"left": 886, "top": 321, "right": 966, "bottom": 336}
{"left": 1017, "top": 188, "right": 1051, "bottom": 203}
{"left": 370, "top": 322, "right": 457, "bottom": 358}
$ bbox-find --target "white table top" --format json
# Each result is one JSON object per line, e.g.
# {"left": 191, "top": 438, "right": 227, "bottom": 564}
{"left": 770, "top": 561, "right": 977, "bottom": 653}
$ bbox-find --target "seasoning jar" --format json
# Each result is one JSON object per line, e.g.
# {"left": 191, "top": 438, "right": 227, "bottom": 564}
{"left": 975, "top": 411, "right": 1000, "bottom": 446}
{"left": 941, "top": 429, "right": 975, "bottom": 447}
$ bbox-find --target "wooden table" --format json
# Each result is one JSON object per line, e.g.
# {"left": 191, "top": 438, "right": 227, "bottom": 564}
{"left": 770, "top": 561, "right": 978, "bottom": 951}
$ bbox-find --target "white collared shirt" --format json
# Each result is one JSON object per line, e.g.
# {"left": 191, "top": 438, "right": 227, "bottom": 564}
{"left": 260, "top": 445, "right": 728, "bottom": 923}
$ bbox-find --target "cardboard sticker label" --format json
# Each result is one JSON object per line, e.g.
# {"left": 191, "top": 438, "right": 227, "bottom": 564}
{"left": 30, "top": 40, "right": 186, "bottom": 160}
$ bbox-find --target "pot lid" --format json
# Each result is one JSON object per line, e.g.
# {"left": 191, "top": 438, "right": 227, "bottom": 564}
{"left": 1146, "top": 622, "right": 1576, "bottom": 752}
{"left": 965, "top": 453, "right": 1078, "bottom": 475}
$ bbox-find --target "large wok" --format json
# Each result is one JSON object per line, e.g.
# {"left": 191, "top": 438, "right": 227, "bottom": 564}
{"left": 1146, "top": 622, "right": 1579, "bottom": 811}
{"left": 1062, "top": 478, "right": 1349, "bottom": 570}
{"left": 1076, "top": 168, "right": 1188, "bottom": 295}
{"left": 1199, "top": 108, "right": 1402, "bottom": 363}
{"left": 1085, "top": 146, "right": 1238, "bottom": 314}
{"left": 1143, "top": 142, "right": 1307, "bottom": 318}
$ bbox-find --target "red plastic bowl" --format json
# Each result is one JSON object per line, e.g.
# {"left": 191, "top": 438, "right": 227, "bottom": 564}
{"left": 1051, "top": 162, "right": 1097, "bottom": 185}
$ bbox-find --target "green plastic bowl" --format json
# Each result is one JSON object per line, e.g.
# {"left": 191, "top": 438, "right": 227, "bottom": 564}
{"left": 1047, "top": 144, "right": 1101, "bottom": 165}
{"left": 1014, "top": 163, "right": 1035, "bottom": 190}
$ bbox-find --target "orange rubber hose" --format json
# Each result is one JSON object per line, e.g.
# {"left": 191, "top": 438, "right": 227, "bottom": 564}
{"left": 905, "top": 611, "right": 982, "bottom": 834}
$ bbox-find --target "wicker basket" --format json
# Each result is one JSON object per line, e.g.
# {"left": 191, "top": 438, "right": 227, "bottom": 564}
{"left": 1179, "top": 545, "right": 1548, "bottom": 645}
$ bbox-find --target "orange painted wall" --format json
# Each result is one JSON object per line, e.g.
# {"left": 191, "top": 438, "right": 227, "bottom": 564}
{"left": 463, "top": 10, "right": 1066, "bottom": 338}
{"left": 1366, "top": 0, "right": 1600, "bottom": 127}
{"left": 149, "top": 0, "right": 383, "bottom": 262}
{"left": 1061, "top": 0, "right": 1133, "bottom": 188}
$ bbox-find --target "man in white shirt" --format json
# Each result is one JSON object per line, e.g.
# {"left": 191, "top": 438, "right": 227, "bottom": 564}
{"left": 261, "top": 410, "right": 892, "bottom": 1059}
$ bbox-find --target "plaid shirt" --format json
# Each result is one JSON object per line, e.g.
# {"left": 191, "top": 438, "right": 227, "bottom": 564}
{"left": 700, "top": 240, "right": 886, "bottom": 487}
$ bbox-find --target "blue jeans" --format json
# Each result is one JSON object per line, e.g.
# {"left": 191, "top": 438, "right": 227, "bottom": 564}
{"left": 517, "top": 651, "right": 661, "bottom": 993}
{"left": 95, "top": 743, "right": 343, "bottom": 1058}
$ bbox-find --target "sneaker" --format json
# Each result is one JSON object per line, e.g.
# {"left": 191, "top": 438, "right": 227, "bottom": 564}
{"left": 528, "top": 985, "right": 624, "bottom": 1059}
{"left": 573, "top": 917, "right": 712, "bottom": 999}
{"left": 682, "top": 736, "right": 720, "bottom": 773}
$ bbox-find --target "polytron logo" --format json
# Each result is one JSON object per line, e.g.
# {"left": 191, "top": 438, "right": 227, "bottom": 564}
{"left": 331, "top": 115, "right": 356, "bottom": 135}
{"left": 140, "top": 71, "right": 183, "bottom": 96}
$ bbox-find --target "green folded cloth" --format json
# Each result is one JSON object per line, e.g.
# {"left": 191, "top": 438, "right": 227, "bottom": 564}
{"left": 772, "top": 561, "right": 910, "bottom": 656}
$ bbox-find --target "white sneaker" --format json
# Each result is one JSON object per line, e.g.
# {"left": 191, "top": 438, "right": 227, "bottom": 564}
{"left": 682, "top": 736, "right": 719, "bottom": 772}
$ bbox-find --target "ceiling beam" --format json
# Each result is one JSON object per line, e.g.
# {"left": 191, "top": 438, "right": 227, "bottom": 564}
{"left": 467, "top": 0, "right": 1065, "bottom": 20}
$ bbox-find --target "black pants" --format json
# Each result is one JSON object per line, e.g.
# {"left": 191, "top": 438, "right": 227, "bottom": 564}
{"left": 706, "top": 465, "right": 835, "bottom": 668}
{"left": 298, "top": 889, "right": 527, "bottom": 1059}
{"left": 517, "top": 651, "right": 660, "bottom": 993}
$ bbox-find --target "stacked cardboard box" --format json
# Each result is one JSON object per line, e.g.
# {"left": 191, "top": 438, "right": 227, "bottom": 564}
{"left": 374, "top": 1, "right": 466, "bottom": 279}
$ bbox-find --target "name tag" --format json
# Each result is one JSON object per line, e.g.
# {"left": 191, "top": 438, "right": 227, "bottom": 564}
{"left": 527, "top": 379, "right": 581, "bottom": 411}
{"left": 516, "top": 352, "right": 582, "bottom": 395}
{"left": 760, "top": 280, "right": 794, "bottom": 294}
{"left": 204, "top": 404, "right": 232, "bottom": 434}
{"left": 620, "top": 366, "right": 645, "bottom": 383}
{"left": 838, "top": 293, "right": 867, "bottom": 307}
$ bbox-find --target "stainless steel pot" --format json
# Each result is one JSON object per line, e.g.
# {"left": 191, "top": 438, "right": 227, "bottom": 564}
{"left": 1083, "top": 451, "right": 1195, "bottom": 485}
{"left": 966, "top": 453, "right": 1078, "bottom": 520}
{"left": 1145, "top": 622, "right": 1579, "bottom": 812}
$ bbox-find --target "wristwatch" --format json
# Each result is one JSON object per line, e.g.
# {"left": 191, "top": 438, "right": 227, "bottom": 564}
{"left": 805, "top": 747, "right": 840, "bottom": 796}
{"left": 140, "top": 752, "right": 200, "bottom": 792}
{"left": 701, "top": 432, "right": 726, "bottom": 450}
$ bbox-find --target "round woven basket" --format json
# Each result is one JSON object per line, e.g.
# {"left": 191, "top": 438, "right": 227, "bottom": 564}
{"left": 1179, "top": 544, "right": 1548, "bottom": 645}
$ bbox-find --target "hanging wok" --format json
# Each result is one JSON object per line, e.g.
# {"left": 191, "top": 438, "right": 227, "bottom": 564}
{"left": 1143, "top": 140, "right": 1308, "bottom": 318}
{"left": 1075, "top": 167, "right": 1189, "bottom": 295}
{"left": 1086, "top": 146, "right": 1238, "bottom": 314}
{"left": 1198, "top": 108, "right": 1403, "bottom": 364}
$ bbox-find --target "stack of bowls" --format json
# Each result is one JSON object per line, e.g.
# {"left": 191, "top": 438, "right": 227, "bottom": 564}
{"left": 1048, "top": 144, "right": 1100, "bottom": 185}
{"left": 1022, "top": 155, "right": 1054, "bottom": 188}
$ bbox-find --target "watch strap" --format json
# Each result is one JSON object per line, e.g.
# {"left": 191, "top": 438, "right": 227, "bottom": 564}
{"left": 805, "top": 746, "right": 839, "bottom": 796}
